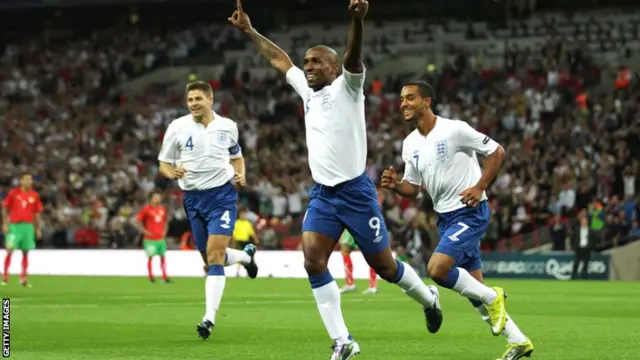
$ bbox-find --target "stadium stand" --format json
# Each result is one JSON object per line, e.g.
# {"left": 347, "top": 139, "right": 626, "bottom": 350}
{"left": 0, "top": 0, "right": 638, "bottom": 276}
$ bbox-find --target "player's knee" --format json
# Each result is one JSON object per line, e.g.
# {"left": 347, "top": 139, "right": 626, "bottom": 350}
{"left": 206, "top": 235, "right": 229, "bottom": 265}
{"left": 427, "top": 261, "right": 450, "bottom": 283}
{"left": 304, "top": 256, "right": 328, "bottom": 276}
{"left": 371, "top": 260, "right": 397, "bottom": 283}
{"left": 207, "top": 249, "right": 225, "bottom": 265}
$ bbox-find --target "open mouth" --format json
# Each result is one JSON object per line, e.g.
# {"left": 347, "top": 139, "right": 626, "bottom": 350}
{"left": 403, "top": 109, "right": 413, "bottom": 116}
{"left": 306, "top": 74, "right": 317, "bottom": 81}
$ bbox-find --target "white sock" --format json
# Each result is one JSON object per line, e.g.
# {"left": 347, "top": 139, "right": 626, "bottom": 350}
{"left": 395, "top": 262, "right": 435, "bottom": 308}
{"left": 203, "top": 275, "right": 226, "bottom": 323}
{"left": 312, "top": 281, "right": 351, "bottom": 345}
{"left": 452, "top": 268, "right": 497, "bottom": 304}
{"left": 225, "top": 248, "right": 251, "bottom": 266}
{"left": 476, "top": 306, "right": 527, "bottom": 343}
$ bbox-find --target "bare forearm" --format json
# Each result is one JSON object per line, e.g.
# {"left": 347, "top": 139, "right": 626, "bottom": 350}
{"left": 343, "top": 19, "right": 364, "bottom": 73}
{"left": 393, "top": 181, "right": 420, "bottom": 199}
{"left": 136, "top": 220, "right": 146, "bottom": 234}
{"left": 246, "top": 28, "right": 293, "bottom": 73}
{"left": 159, "top": 162, "right": 175, "bottom": 179}
{"left": 2, "top": 208, "right": 8, "bottom": 226}
{"left": 231, "top": 157, "right": 245, "bottom": 176}
{"left": 34, "top": 213, "right": 41, "bottom": 232}
{"left": 476, "top": 146, "right": 505, "bottom": 190}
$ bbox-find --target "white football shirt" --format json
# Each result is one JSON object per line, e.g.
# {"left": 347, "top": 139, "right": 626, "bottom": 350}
{"left": 286, "top": 66, "right": 367, "bottom": 186}
{"left": 401, "top": 117, "right": 499, "bottom": 213}
{"left": 158, "top": 112, "right": 242, "bottom": 191}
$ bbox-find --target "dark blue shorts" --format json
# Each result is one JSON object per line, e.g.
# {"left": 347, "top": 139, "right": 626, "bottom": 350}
{"left": 183, "top": 182, "right": 237, "bottom": 253}
{"left": 302, "top": 173, "right": 389, "bottom": 254}
{"left": 435, "top": 201, "right": 490, "bottom": 272}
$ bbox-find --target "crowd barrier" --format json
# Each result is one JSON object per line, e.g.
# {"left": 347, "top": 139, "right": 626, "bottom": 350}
{"left": 482, "top": 252, "right": 610, "bottom": 280}
{"left": 1, "top": 250, "right": 372, "bottom": 279}
{"left": 3, "top": 250, "right": 611, "bottom": 280}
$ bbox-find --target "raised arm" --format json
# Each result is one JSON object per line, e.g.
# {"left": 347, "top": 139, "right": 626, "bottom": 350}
{"left": 343, "top": 0, "right": 369, "bottom": 74}
{"left": 229, "top": 0, "right": 293, "bottom": 74}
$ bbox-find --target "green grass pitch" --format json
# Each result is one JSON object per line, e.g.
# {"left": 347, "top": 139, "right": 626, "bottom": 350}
{"left": 2, "top": 276, "right": 639, "bottom": 359}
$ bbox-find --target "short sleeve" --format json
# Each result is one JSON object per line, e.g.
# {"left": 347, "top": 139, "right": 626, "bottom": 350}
{"left": 158, "top": 122, "right": 178, "bottom": 164}
{"left": 35, "top": 194, "right": 43, "bottom": 212}
{"left": 136, "top": 207, "right": 147, "bottom": 222}
{"left": 228, "top": 122, "right": 242, "bottom": 159}
{"left": 285, "top": 66, "right": 311, "bottom": 98}
{"left": 2, "top": 190, "right": 12, "bottom": 208}
{"left": 341, "top": 66, "right": 366, "bottom": 94}
{"left": 401, "top": 142, "right": 422, "bottom": 186}
{"left": 454, "top": 120, "right": 499, "bottom": 156}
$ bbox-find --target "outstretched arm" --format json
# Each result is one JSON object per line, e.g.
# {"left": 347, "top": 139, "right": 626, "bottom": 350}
{"left": 246, "top": 29, "right": 294, "bottom": 74}
{"left": 229, "top": 0, "right": 293, "bottom": 74}
{"left": 343, "top": 0, "right": 368, "bottom": 74}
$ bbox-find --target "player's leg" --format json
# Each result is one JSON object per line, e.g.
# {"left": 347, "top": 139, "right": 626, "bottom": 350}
{"left": 3, "top": 224, "right": 20, "bottom": 284}
{"left": 302, "top": 191, "right": 359, "bottom": 359}
{"left": 2, "top": 249, "right": 12, "bottom": 285}
{"left": 2, "top": 243, "right": 13, "bottom": 285}
{"left": 144, "top": 240, "right": 157, "bottom": 283}
{"left": 340, "top": 178, "right": 442, "bottom": 333}
{"left": 18, "top": 223, "right": 35, "bottom": 286}
{"left": 197, "top": 193, "right": 238, "bottom": 339}
{"left": 224, "top": 242, "right": 258, "bottom": 279}
{"left": 428, "top": 203, "right": 507, "bottom": 336}
{"left": 363, "top": 267, "right": 378, "bottom": 294}
{"left": 467, "top": 269, "right": 533, "bottom": 360}
{"left": 183, "top": 195, "right": 219, "bottom": 339}
{"left": 157, "top": 240, "right": 170, "bottom": 283}
{"left": 340, "top": 242, "right": 356, "bottom": 293}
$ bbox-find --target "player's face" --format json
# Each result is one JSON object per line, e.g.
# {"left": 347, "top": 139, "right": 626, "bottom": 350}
{"left": 399, "top": 85, "right": 431, "bottom": 122}
{"left": 151, "top": 193, "right": 161, "bottom": 205}
{"left": 186, "top": 90, "right": 213, "bottom": 120}
{"left": 303, "top": 48, "right": 337, "bottom": 88}
{"left": 20, "top": 175, "right": 33, "bottom": 189}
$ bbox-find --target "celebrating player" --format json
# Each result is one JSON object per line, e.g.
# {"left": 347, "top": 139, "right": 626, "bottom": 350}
{"left": 230, "top": 1, "right": 442, "bottom": 358}
{"left": 381, "top": 80, "right": 534, "bottom": 360}
{"left": 1, "top": 173, "right": 43, "bottom": 287}
{"left": 339, "top": 229, "right": 378, "bottom": 295}
{"left": 158, "top": 80, "right": 258, "bottom": 340}
{"left": 136, "top": 190, "right": 171, "bottom": 284}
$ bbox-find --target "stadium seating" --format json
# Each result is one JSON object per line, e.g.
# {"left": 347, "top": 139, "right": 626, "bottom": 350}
{"left": 0, "top": 4, "right": 638, "bottom": 267}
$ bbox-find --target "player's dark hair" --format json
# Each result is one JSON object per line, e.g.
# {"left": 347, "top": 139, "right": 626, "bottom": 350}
{"left": 20, "top": 172, "right": 31, "bottom": 179}
{"left": 150, "top": 189, "right": 162, "bottom": 198}
{"left": 185, "top": 81, "right": 213, "bottom": 97}
{"left": 404, "top": 80, "right": 435, "bottom": 103}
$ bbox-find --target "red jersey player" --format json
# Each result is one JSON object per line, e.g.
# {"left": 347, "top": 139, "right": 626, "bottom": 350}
{"left": 136, "top": 190, "right": 170, "bottom": 283}
{"left": 2, "top": 173, "right": 43, "bottom": 287}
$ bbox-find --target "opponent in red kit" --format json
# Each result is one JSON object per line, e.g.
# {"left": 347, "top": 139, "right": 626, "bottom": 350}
{"left": 2, "top": 173, "right": 43, "bottom": 287}
{"left": 136, "top": 190, "right": 171, "bottom": 283}
{"left": 339, "top": 190, "right": 383, "bottom": 295}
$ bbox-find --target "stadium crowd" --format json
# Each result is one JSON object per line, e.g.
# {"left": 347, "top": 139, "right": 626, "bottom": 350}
{"left": 1, "top": 9, "right": 639, "bottom": 274}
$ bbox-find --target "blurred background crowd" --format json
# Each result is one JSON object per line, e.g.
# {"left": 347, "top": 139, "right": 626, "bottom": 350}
{"left": 1, "top": 0, "right": 639, "bottom": 273}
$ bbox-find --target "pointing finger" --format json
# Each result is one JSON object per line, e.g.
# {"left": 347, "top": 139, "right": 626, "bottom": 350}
{"left": 236, "top": 0, "right": 243, "bottom": 12}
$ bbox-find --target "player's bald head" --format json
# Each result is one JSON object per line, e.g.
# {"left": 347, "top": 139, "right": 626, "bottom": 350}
{"left": 304, "top": 45, "right": 340, "bottom": 89}
{"left": 308, "top": 45, "right": 339, "bottom": 66}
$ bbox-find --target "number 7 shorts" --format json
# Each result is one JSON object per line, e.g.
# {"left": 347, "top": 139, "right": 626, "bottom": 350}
{"left": 302, "top": 173, "right": 389, "bottom": 255}
{"left": 435, "top": 201, "right": 490, "bottom": 272}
